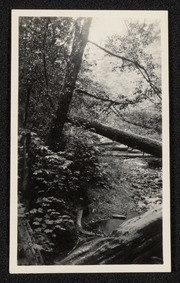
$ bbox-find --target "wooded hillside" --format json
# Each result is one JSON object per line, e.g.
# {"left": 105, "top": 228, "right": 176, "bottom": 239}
{"left": 17, "top": 15, "right": 163, "bottom": 266}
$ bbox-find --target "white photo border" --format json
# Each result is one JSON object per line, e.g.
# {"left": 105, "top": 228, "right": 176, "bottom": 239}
{"left": 10, "top": 9, "right": 170, "bottom": 273}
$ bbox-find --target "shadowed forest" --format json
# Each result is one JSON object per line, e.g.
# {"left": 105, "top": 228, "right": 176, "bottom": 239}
{"left": 18, "top": 16, "right": 163, "bottom": 265}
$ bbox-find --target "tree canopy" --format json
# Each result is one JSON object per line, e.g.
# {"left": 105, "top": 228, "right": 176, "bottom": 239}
{"left": 19, "top": 17, "right": 162, "bottom": 141}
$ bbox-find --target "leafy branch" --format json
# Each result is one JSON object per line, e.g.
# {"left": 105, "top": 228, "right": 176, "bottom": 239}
{"left": 88, "top": 40, "right": 161, "bottom": 100}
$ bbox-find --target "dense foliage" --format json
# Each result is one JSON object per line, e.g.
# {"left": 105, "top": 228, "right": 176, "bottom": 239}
{"left": 19, "top": 18, "right": 162, "bottom": 139}
{"left": 19, "top": 17, "right": 74, "bottom": 137}
{"left": 18, "top": 128, "right": 106, "bottom": 263}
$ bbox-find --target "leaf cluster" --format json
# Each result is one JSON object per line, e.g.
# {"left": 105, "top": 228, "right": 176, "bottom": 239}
{"left": 18, "top": 129, "right": 107, "bottom": 262}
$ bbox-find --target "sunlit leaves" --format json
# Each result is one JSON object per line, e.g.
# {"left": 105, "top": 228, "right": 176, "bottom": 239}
{"left": 104, "top": 20, "right": 161, "bottom": 102}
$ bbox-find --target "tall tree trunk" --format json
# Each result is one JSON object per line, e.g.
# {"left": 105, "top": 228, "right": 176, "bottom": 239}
{"left": 55, "top": 206, "right": 162, "bottom": 265}
{"left": 68, "top": 116, "right": 162, "bottom": 157}
{"left": 47, "top": 18, "right": 92, "bottom": 150}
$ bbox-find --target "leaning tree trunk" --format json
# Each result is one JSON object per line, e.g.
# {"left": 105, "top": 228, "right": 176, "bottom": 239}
{"left": 55, "top": 206, "right": 162, "bottom": 265}
{"left": 47, "top": 17, "right": 92, "bottom": 150}
{"left": 68, "top": 116, "right": 162, "bottom": 157}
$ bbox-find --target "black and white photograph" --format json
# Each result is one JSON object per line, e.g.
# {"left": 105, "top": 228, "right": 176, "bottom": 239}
{"left": 10, "top": 10, "right": 170, "bottom": 273}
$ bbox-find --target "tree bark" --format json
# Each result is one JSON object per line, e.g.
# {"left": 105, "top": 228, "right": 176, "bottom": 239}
{"left": 68, "top": 116, "right": 162, "bottom": 157}
{"left": 21, "top": 130, "right": 32, "bottom": 204}
{"left": 18, "top": 217, "right": 44, "bottom": 265}
{"left": 47, "top": 18, "right": 92, "bottom": 150}
{"left": 56, "top": 206, "right": 162, "bottom": 265}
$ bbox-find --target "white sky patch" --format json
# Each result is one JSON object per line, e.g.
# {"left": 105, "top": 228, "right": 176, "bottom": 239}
{"left": 89, "top": 17, "right": 127, "bottom": 43}
{"left": 89, "top": 17, "right": 160, "bottom": 44}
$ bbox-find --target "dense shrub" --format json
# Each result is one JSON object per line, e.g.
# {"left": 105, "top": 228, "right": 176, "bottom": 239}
{"left": 124, "top": 108, "right": 162, "bottom": 134}
{"left": 18, "top": 129, "right": 106, "bottom": 263}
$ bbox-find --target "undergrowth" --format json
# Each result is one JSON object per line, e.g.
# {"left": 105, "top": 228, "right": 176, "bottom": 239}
{"left": 18, "top": 129, "right": 107, "bottom": 264}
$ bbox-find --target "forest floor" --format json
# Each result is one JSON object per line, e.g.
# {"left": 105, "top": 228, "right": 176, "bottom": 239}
{"left": 17, "top": 133, "right": 163, "bottom": 265}
{"left": 82, "top": 154, "right": 162, "bottom": 235}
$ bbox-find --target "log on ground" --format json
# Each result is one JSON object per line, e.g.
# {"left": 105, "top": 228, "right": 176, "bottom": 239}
{"left": 55, "top": 206, "right": 162, "bottom": 265}
{"left": 68, "top": 117, "right": 162, "bottom": 157}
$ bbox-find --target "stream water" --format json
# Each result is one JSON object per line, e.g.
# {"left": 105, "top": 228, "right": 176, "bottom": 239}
{"left": 93, "top": 157, "right": 161, "bottom": 235}
{"left": 91, "top": 211, "right": 140, "bottom": 235}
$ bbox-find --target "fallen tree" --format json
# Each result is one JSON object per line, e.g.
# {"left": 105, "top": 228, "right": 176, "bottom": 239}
{"left": 55, "top": 206, "right": 162, "bottom": 265}
{"left": 68, "top": 117, "right": 162, "bottom": 157}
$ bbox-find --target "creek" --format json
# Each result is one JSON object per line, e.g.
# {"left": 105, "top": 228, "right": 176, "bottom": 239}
{"left": 90, "top": 211, "right": 140, "bottom": 235}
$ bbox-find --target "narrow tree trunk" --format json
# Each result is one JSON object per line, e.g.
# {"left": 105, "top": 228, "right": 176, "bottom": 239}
{"left": 23, "top": 87, "right": 31, "bottom": 127}
{"left": 68, "top": 116, "right": 162, "bottom": 157}
{"left": 56, "top": 206, "right": 162, "bottom": 265}
{"left": 47, "top": 18, "right": 92, "bottom": 150}
{"left": 21, "top": 130, "right": 32, "bottom": 204}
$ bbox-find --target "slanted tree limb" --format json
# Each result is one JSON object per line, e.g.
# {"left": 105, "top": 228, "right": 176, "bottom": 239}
{"left": 75, "top": 88, "right": 126, "bottom": 105}
{"left": 68, "top": 116, "right": 162, "bottom": 157}
{"left": 47, "top": 18, "right": 92, "bottom": 150}
{"left": 75, "top": 88, "right": 144, "bottom": 108}
{"left": 75, "top": 89, "right": 160, "bottom": 132}
{"left": 56, "top": 206, "right": 162, "bottom": 265}
{"left": 88, "top": 40, "right": 161, "bottom": 99}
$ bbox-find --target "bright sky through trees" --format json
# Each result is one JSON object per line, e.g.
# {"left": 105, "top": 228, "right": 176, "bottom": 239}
{"left": 88, "top": 17, "right": 160, "bottom": 43}
{"left": 89, "top": 17, "right": 128, "bottom": 43}
{"left": 85, "top": 17, "right": 161, "bottom": 103}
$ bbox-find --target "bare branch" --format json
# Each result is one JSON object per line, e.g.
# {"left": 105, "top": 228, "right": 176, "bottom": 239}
{"left": 75, "top": 88, "right": 125, "bottom": 105}
{"left": 135, "top": 64, "right": 161, "bottom": 99}
{"left": 75, "top": 88, "right": 144, "bottom": 109}
{"left": 88, "top": 40, "right": 135, "bottom": 65}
